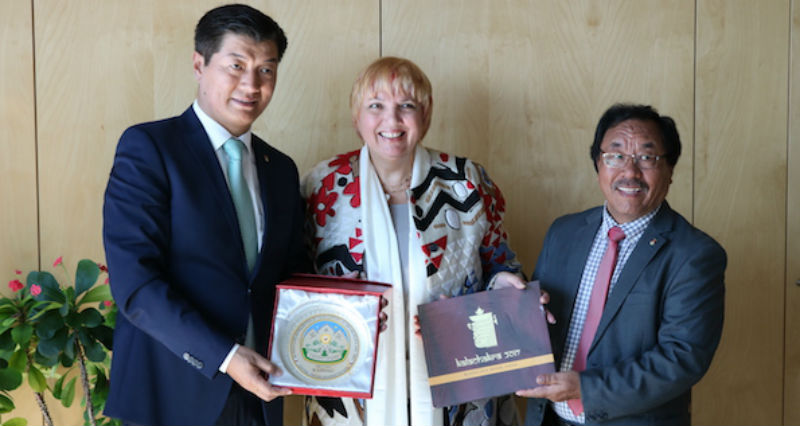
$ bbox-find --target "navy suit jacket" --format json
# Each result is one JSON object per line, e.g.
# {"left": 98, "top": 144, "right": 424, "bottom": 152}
{"left": 525, "top": 203, "right": 725, "bottom": 426}
{"left": 102, "top": 107, "right": 305, "bottom": 425}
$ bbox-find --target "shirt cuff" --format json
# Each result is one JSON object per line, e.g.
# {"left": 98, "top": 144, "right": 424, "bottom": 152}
{"left": 219, "top": 344, "right": 240, "bottom": 374}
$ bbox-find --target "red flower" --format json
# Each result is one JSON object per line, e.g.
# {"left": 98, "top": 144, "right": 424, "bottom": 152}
{"left": 103, "top": 300, "right": 113, "bottom": 308}
{"left": 8, "top": 279, "right": 23, "bottom": 292}
{"left": 14, "top": 269, "right": 21, "bottom": 275}
{"left": 343, "top": 177, "right": 360, "bottom": 208}
{"left": 53, "top": 256, "right": 63, "bottom": 267}
{"left": 97, "top": 263, "right": 108, "bottom": 272}
{"left": 327, "top": 150, "right": 359, "bottom": 175}
{"left": 310, "top": 187, "right": 338, "bottom": 226}
{"left": 30, "top": 284, "right": 41, "bottom": 296}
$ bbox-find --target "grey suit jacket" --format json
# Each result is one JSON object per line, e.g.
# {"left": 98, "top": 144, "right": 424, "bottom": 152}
{"left": 525, "top": 202, "right": 725, "bottom": 426}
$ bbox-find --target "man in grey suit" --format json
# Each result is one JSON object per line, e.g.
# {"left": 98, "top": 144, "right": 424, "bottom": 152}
{"left": 519, "top": 104, "right": 726, "bottom": 425}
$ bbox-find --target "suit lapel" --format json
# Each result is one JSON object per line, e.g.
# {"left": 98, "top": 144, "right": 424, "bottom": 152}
{"left": 593, "top": 204, "right": 675, "bottom": 345}
{"left": 251, "top": 136, "right": 272, "bottom": 276}
{"left": 179, "top": 108, "right": 241, "bottom": 238}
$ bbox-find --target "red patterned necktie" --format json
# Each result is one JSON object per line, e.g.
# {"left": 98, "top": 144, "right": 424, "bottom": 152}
{"left": 568, "top": 226, "right": 626, "bottom": 416}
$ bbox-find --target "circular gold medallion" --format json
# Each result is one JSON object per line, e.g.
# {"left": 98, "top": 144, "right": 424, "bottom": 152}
{"left": 279, "top": 301, "right": 369, "bottom": 384}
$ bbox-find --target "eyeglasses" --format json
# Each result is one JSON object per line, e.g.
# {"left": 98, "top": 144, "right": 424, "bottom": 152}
{"left": 600, "top": 151, "right": 664, "bottom": 170}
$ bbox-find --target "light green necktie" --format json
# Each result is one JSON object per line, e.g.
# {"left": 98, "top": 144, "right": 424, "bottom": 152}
{"left": 223, "top": 138, "right": 258, "bottom": 273}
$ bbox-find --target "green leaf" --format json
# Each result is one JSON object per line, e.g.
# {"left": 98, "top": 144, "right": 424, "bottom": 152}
{"left": 61, "top": 377, "right": 76, "bottom": 407}
{"left": 26, "top": 271, "right": 63, "bottom": 303}
{"left": 33, "top": 350, "right": 58, "bottom": 368}
{"left": 59, "top": 351, "right": 75, "bottom": 368}
{"left": 65, "top": 312, "right": 81, "bottom": 329}
{"left": 79, "top": 308, "right": 103, "bottom": 328}
{"left": 75, "top": 260, "right": 100, "bottom": 297}
{"left": 10, "top": 325, "right": 32, "bottom": 346}
{"left": 52, "top": 374, "right": 66, "bottom": 399}
{"left": 37, "top": 328, "right": 68, "bottom": 358}
{"left": 3, "top": 417, "right": 28, "bottom": 426}
{"left": 92, "top": 370, "right": 108, "bottom": 407}
{"left": 35, "top": 310, "right": 64, "bottom": 340}
{"left": 89, "top": 325, "right": 113, "bottom": 350}
{"left": 0, "top": 331, "right": 14, "bottom": 352}
{"left": 0, "top": 304, "right": 18, "bottom": 318}
{"left": 79, "top": 285, "right": 112, "bottom": 306}
{"left": 0, "top": 369, "right": 22, "bottom": 391}
{"left": 0, "top": 394, "right": 14, "bottom": 413}
{"left": 26, "top": 366, "right": 46, "bottom": 393}
{"left": 8, "top": 350, "right": 26, "bottom": 372}
{"left": 27, "top": 301, "right": 61, "bottom": 321}
{"left": 83, "top": 339, "right": 106, "bottom": 363}
{"left": 63, "top": 334, "right": 76, "bottom": 361}
{"left": 63, "top": 287, "right": 75, "bottom": 305}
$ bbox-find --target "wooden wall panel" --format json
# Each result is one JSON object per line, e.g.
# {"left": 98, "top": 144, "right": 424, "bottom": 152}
{"left": 35, "top": 0, "right": 156, "bottom": 271}
{"left": 383, "top": 0, "right": 492, "bottom": 166}
{"left": 0, "top": 0, "right": 38, "bottom": 284}
{"left": 785, "top": 1, "right": 799, "bottom": 424}
{"left": 2, "top": 2, "right": 44, "bottom": 424}
{"left": 487, "top": 0, "right": 694, "bottom": 275}
{"left": 384, "top": 0, "right": 693, "bottom": 287}
{"left": 694, "top": 1, "right": 789, "bottom": 424}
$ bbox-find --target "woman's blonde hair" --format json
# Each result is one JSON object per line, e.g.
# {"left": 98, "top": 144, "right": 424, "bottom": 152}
{"left": 350, "top": 57, "right": 433, "bottom": 139}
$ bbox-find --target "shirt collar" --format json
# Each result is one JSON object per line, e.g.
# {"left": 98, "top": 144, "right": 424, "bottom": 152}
{"left": 601, "top": 202, "right": 661, "bottom": 241}
{"left": 192, "top": 100, "right": 253, "bottom": 154}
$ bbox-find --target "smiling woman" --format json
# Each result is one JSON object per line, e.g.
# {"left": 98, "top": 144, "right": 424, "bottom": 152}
{"left": 301, "top": 57, "right": 527, "bottom": 426}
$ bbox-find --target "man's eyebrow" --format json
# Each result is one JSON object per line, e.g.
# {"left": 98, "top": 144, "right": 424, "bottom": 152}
{"left": 226, "top": 52, "right": 278, "bottom": 63}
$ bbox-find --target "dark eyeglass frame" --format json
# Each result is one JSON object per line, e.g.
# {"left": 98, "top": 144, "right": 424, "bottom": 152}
{"left": 600, "top": 151, "right": 664, "bottom": 170}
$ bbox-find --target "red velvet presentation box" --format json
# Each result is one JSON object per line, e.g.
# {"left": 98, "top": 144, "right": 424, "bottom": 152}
{"left": 267, "top": 273, "right": 390, "bottom": 398}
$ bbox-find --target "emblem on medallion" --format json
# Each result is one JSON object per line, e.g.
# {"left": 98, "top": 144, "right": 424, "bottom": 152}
{"left": 467, "top": 307, "right": 498, "bottom": 348}
{"left": 279, "top": 302, "right": 368, "bottom": 384}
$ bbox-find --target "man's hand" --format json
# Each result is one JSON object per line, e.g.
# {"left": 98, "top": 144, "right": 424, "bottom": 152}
{"left": 226, "top": 346, "right": 292, "bottom": 402}
{"left": 516, "top": 371, "right": 581, "bottom": 402}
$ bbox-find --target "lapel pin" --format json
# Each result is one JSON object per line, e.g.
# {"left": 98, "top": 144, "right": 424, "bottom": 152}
{"left": 263, "top": 154, "right": 270, "bottom": 163}
{"left": 649, "top": 238, "right": 657, "bottom": 246}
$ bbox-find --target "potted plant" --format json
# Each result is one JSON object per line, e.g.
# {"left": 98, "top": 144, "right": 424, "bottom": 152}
{"left": 0, "top": 257, "right": 118, "bottom": 426}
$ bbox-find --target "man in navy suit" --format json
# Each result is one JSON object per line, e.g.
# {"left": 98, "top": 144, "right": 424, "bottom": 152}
{"left": 518, "top": 104, "right": 726, "bottom": 425}
{"left": 102, "top": 4, "right": 304, "bottom": 425}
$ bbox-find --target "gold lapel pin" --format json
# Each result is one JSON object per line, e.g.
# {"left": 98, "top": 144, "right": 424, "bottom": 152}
{"left": 649, "top": 238, "right": 657, "bottom": 246}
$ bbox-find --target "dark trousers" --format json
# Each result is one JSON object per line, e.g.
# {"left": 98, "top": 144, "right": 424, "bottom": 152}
{"left": 214, "top": 383, "right": 269, "bottom": 426}
{"left": 122, "top": 383, "right": 277, "bottom": 426}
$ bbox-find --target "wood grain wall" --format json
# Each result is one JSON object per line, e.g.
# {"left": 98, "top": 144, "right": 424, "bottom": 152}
{"left": 1, "top": 1, "right": 795, "bottom": 425}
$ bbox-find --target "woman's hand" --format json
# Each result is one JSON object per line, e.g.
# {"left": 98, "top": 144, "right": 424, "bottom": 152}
{"left": 493, "top": 274, "right": 556, "bottom": 324}
{"left": 341, "top": 270, "right": 389, "bottom": 332}
{"left": 492, "top": 271, "right": 527, "bottom": 290}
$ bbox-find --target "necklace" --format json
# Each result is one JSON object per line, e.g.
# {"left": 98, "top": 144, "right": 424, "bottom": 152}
{"left": 381, "top": 175, "right": 411, "bottom": 194}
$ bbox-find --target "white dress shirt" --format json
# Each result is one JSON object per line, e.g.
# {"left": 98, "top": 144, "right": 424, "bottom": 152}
{"left": 192, "top": 101, "right": 264, "bottom": 373}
